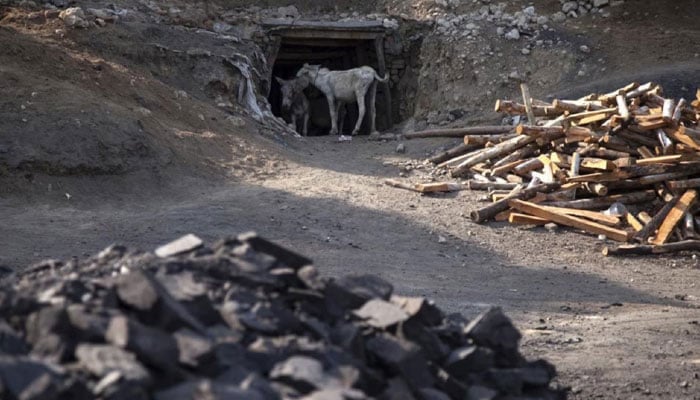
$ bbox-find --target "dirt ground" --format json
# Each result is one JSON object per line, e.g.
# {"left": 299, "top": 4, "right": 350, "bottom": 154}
{"left": 2, "top": 0, "right": 700, "bottom": 398}
{"left": 2, "top": 136, "right": 700, "bottom": 399}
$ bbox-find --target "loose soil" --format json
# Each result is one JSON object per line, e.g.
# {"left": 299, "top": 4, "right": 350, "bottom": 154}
{"left": 3, "top": 136, "right": 700, "bottom": 399}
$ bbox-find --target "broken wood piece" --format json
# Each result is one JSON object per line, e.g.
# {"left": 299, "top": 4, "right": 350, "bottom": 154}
{"left": 616, "top": 94, "right": 630, "bottom": 121}
{"left": 664, "top": 125, "right": 700, "bottom": 151}
{"left": 552, "top": 99, "right": 606, "bottom": 113}
{"left": 415, "top": 182, "right": 465, "bottom": 193}
{"left": 662, "top": 98, "right": 675, "bottom": 122}
{"left": 603, "top": 240, "right": 700, "bottom": 256}
{"left": 494, "top": 100, "right": 560, "bottom": 117}
{"left": 651, "top": 189, "right": 698, "bottom": 245}
{"left": 508, "top": 200, "right": 632, "bottom": 242}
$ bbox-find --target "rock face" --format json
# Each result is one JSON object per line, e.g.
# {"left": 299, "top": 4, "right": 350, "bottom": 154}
{"left": 0, "top": 233, "right": 566, "bottom": 399}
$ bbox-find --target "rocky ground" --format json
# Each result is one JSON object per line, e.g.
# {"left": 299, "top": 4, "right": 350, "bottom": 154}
{"left": 1, "top": 0, "right": 700, "bottom": 399}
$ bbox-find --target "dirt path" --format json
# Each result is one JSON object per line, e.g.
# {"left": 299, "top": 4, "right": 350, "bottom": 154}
{"left": 2, "top": 135, "right": 699, "bottom": 398}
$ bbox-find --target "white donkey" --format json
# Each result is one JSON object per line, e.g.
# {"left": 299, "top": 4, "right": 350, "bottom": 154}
{"left": 296, "top": 64, "right": 389, "bottom": 136}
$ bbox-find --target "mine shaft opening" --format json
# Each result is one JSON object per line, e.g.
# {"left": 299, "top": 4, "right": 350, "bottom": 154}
{"left": 264, "top": 20, "right": 393, "bottom": 136}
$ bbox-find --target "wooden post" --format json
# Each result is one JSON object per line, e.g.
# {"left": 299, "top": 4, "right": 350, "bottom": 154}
{"left": 520, "top": 83, "right": 536, "bottom": 125}
{"left": 374, "top": 36, "right": 392, "bottom": 130}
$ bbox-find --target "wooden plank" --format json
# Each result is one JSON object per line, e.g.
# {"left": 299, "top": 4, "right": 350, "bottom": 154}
{"left": 635, "top": 153, "right": 700, "bottom": 165}
{"left": 415, "top": 182, "right": 464, "bottom": 193}
{"left": 540, "top": 205, "right": 621, "bottom": 226}
{"left": 508, "top": 213, "right": 549, "bottom": 225}
{"left": 626, "top": 213, "right": 644, "bottom": 232}
{"left": 508, "top": 200, "right": 632, "bottom": 242}
{"left": 652, "top": 189, "right": 698, "bottom": 245}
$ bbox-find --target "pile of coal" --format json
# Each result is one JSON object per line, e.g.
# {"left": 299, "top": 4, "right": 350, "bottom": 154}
{"left": 0, "top": 232, "right": 566, "bottom": 399}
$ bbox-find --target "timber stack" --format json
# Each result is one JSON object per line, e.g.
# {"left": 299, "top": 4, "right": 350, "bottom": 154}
{"left": 0, "top": 233, "right": 564, "bottom": 400}
{"left": 396, "top": 83, "right": 700, "bottom": 256}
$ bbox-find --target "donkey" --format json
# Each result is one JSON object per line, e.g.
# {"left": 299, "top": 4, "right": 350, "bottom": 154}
{"left": 275, "top": 76, "right": 310, "bottom": 136}
{"left": 296, "top": 64, "right": 389, "bottom": 136}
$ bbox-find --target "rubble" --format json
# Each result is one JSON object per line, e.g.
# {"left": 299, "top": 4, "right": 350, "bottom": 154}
{"left": 394, "top": 82, "right": 700, "bottom": 256}
{"left": 0, "top": 233, "right": 565, "bottom": 399}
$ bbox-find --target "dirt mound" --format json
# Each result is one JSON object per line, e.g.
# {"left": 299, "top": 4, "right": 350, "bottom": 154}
{"left": 0, "top": 5, "right": 291, "bottom": 200}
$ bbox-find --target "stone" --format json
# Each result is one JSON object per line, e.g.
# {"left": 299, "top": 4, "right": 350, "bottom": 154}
{"left": 445, "top": 346, "right": 495, "bottom": 380}
{"left": 353, "top": 299, "right": 409, "bottom": 329}
{"left": 593, "top": 0, "right": 610, "bottom": 7}
{"left": 365, "top": 334, "right": 434, "bottom": 388}
{"left": 270, "top": 356, "right": 340, "bottom": 393}
{"left": 551, "top": 11, "right": 567, "bottom": 22}
{"left": 580, "top": 44, "right": 591, "bottom": 53}
{"left": 0, "top": 356, "right": 58, "bottom": 400}
{"left": 75, "top": 343, "right": 151, "bottom": 383}
{"left": 154, "top": 379, "right": 264, "bottom": 400}
{"left": 504, "top": 28, "right": 520, "bottom": 40}
{"left": 325, "top": 274, "right": 393, "bottom": 313}
{"left": 396, "top": 143, "right": 406, "bottom": 153}
{"left": 464, "top": 308, "right": 522, "bottom": 359}
{"left": 58, "top": 7, "right": 88, "bottom": 28}
{"left": 173, "top": 328, "right": 215, "bottom": 369}
{"left": 105, "top": 315, "right": 180, "bottom": 372}
{"left": 561, "top": 1, "right": 579, "bottom": 13}
{"left": 154, "top": 234, "right": 203, "bottom": 258}
{"left": 0, "top": 319, "right": 29, "bottom": 355}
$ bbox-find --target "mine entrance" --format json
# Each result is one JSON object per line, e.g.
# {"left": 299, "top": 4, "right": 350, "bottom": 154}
{"left": 264, "top": 19, "right": 392, "bottom": 135}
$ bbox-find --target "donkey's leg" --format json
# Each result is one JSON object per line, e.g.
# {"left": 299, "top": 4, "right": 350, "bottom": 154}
{"left": 369, "top": 82, "right": 378, "bottom": 134}
{"left": 352, "top": 90, "right": 366, "bottom": 135}
{"left": 325, "top": 94, "right": 338, "bottom": 135}
{"left": 303, "top": 112, "right": 309, "bottom": 136}
{"left": 337, "top": 102, "right": 347, "bottom": 135}
{"left": 291, "top": 114, "right": 298, "bottom": 134}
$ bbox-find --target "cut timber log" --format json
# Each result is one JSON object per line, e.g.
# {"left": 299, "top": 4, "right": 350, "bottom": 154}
{"left": 405, "top": 126, "right": 514, "bottom": 139}
{"left": 662, "top": 98, "right": 675, "bottom": 122}
{"left": 667, "top": 178, "right": 700, "bottom": 191}
{"left": 635, "top": 153, "right": 700, "bottom": 165}
{"left": 652, "top": 189, "right": 698, "bottom": 245}
{"left": 428, "top": 143, "right": 477, "bottom": 164}
{"left": 603, "top": 240, "right": 700, "bottom": 256}
{"left": 617, "top": 94, "right": 630, "bottom": 121}
{"left": 520, "top": 83, "right": 536, "bottom": 124}
{"left": 508, "top": 200, "right": 632, "bottom": 242}
{"left": 516, "top": 125, "right": 565, "bottom": 136}
{"left": 464, "top": 134, "right": 517, "bottom": 146}
{"left": 466, "top": 181, "right": 519, "bottom": 191}
{"left": 470, "top": 183, "right": 560, "bottom": 223}
{"left": 542, "top": 190, "right": 656, "bottom": 210}
{"left": 494, "top": 100, "right": 560, "bottom": 117}
{"left": 452, "top": 134, "right": 536, "bottom": 177}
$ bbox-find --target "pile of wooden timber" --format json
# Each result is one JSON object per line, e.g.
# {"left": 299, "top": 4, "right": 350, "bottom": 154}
{"left": 405, "top": 83, "right": 700, "bottom": 256}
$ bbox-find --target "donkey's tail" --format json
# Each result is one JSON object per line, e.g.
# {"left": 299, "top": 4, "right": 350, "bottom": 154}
{"left": 373, "top": 70, "right": 390, "bottom": 83}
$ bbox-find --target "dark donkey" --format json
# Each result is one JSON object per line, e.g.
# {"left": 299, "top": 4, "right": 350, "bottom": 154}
{"left": 275, "top": 76, "right": 310, "bottom": 136}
